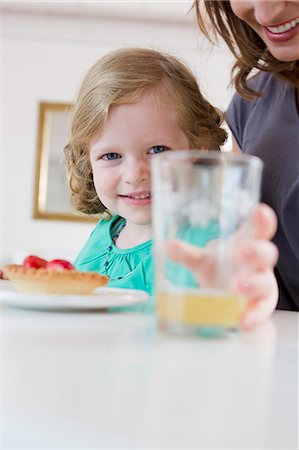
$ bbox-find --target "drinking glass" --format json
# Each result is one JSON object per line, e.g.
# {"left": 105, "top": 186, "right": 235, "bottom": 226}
{"left": 152, "top": 150, "right": 263, "bottom": 336}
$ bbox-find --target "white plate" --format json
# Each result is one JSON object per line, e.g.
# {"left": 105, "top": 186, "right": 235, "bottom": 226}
{"left": 0, "top": 285, "right": 149, "bottom": 311}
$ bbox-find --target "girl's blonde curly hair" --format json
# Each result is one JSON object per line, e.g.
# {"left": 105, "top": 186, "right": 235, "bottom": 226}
{"left": 64, "top": 47, "right": 227, "bottom": 217}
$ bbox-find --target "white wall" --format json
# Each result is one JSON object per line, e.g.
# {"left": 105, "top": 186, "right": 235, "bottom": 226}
{"left": 1, "top": 5, "right": 234, "bottom": 264}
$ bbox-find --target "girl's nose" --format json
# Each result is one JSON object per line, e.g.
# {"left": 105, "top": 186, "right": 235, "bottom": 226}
{"left": 253, "top": 1, "right": 286, "bottom": 25}
{"left": 124, "top": 159, "right": 150, "bottom": 185}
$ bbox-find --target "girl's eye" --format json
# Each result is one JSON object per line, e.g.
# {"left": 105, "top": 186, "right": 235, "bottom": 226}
{"left": 101, "top": 152, "right": 121, "bottom": 161}
{"left": 148, "top": 145, "right": 169, "bottom": 154}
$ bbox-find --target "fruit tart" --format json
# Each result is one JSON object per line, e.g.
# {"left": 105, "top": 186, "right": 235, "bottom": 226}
{"left": 4, "top": 255, "right": 109, "bottom": 295}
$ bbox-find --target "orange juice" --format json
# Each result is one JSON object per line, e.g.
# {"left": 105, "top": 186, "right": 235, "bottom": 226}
{"left": 157, "top": 289, "right": 247, "bottom": 329}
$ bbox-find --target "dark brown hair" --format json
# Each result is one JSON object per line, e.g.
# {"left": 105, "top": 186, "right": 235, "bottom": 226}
{"left": 193, "top": 0, "right": 299, "bottom": 98}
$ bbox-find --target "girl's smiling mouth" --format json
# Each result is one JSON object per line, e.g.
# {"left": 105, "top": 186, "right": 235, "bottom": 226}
{"left": 119, "top": 191, "right": 152, "bottom": 206}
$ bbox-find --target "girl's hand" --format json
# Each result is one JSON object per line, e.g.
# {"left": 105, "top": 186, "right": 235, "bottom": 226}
{"left": 166, "top": 203, "right": 279, "bottom": 330}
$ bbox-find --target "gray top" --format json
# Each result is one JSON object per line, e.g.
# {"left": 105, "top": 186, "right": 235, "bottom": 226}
{"left": 225, "top": 71, "right": 299, "bottom": 311}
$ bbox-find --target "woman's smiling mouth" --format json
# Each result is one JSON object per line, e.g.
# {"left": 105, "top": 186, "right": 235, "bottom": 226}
{"left": 264, "top": 16, "right": 299, "bottom": 43}
{"left": 266, "top": 17, "right": 299, "bottom": 34}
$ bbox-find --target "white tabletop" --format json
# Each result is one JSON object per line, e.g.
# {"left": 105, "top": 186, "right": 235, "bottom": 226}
{"left": 1, "top": 300, "right": 298, "bottom": 449}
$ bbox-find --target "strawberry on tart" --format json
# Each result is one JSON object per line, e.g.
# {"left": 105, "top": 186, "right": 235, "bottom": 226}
{"left": 4, "top": 255, "right": 109, "bottom": 295}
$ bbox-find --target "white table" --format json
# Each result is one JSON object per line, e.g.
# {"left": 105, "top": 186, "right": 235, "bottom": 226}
{"left": 1, "top": 302, "right": 298, "bottom": 449}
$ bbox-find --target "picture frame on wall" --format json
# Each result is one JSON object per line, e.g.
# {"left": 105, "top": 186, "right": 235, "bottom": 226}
{"left": 33, "top": 102, "right": 96, "bottom": 223}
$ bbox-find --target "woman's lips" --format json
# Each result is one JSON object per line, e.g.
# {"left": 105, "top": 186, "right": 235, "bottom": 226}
{"left": 264, "top": 19, "right": 299, "bottom": 43}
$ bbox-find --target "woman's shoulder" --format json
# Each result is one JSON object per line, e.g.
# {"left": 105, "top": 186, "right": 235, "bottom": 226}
{"left": 225, "top": 71, "right": 289, "bottom": 145}
{"left": 247, "top": 70, "right": 274, "bottom": 91}
{"left": 247, "top": 71, "right": 291, "bottom": 98}
{"left": 232, "top": 71, "right": 289, "bottom": 108}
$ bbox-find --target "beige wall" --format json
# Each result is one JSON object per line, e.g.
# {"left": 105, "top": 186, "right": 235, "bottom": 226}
{"left": 1, "top": 4, "right": 234, "bottom": 264}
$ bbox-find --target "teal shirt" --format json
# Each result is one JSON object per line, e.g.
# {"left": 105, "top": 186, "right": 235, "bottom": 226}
{"left": 74, "top": 216, "right": 154, "bottom": 295}
{"left": 75, "top": 215, "right": 218, "bottom": 297}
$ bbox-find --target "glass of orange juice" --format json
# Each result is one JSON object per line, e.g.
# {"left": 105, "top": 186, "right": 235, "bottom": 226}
{"left": 152, "top": 150, "right": 263, "bottom": 337}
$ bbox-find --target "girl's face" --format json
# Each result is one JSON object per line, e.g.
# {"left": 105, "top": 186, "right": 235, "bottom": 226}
{"left": 89, "top": 95, "right": 189, "bottom": 231}
{"left": 230, "top": 0, "right": 299, "bottom": 61}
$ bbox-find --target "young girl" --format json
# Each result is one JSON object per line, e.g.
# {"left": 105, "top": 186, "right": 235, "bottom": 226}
{"left": 64, "top": 48, "right": 226, "bottom": 295}
{"left": 65, "top": 47, "right": 278, "bottom": 322}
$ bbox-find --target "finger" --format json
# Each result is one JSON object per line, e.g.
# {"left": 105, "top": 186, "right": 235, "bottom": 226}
{"left": 234, "top": 269, "right": 278, "bottom": 299}
{"left": 250, "top": 203, "right": 278, "bottom": 240}
{"left": 241, "top": 297, "right": 278, "bottom": 330}
{"left": 166, "top": 239, "right": 217, "bottom": 286}
{"left": 235, "top": 239, "right": 279, "bottom": 271}
{"left": 165, "top": 239, "right": 206, "bottom": 271}
{"left": 233, "top": 270, "right": 278, "bottom": 329}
